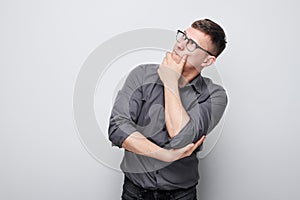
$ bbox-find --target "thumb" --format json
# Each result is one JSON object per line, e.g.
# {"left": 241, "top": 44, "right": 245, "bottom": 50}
{"left": 182, "top": 143, "right": 194, "bottom": 153}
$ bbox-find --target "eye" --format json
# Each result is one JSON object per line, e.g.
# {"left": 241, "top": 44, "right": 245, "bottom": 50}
{"left": 183, "top": 31, "right": 188, "bottom": 38}
{"left": 177, "top": 31, "right": 187, "bottom": 42}
{"left": 186, "top": 40, "right": 197, "bottom": 51}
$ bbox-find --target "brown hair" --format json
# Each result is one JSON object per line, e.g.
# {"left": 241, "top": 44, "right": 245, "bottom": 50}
{"left": 192, "top": 19, "right": 227, "bottom": 57}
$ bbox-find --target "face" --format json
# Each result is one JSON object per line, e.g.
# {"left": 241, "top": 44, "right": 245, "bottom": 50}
{"left": 172, "top": 27, "right": 215, "bottom": 71}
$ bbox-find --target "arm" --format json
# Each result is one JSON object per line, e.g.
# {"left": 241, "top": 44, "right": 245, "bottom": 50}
{"left": 158, "top": 53, "right": 228, "bottom": 148}
{"left": 108, "top": 65, "right": 205, "bottom": 162}
{"left": 158, "top": 52, "right": 189, "bottom": 138}
{"left": 169, "top": 80, "right": 228, "bottom": 148}
{"left": 122, "top": 131, "right": 205, "bottom": 162}
{"left": 164, "top": 81, "right": 190, "bottom": 138}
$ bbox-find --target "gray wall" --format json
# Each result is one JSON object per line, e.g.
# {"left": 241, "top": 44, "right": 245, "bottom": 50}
{"left": 1, "top": 0, "right": 299, "bottom": 199}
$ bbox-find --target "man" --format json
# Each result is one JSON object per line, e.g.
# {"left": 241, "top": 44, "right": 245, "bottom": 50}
{"left": 108, "top": 19, "right": 227, "bottom": 200}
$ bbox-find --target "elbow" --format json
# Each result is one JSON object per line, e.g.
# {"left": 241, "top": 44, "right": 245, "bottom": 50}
{"left": 108, "top": 125, "right": 123, "bottom": 148}
{"left": 167, "top": 125, "right": 177, "bottom": 139}
{"left": 168, "top": 130, "right": 176, "bottom": 139}
{"left": 108, "top": 131, "right": 119, "bottom": 147}
{"left": 167, "top": 117, "right": 190, "bottom": 138}
{"left": 108, "top": 122, "right": 137, "bottom": 148}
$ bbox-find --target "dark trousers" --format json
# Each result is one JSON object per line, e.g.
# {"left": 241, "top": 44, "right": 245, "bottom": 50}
{"left": 121, "top": 176, "right": 197, "bottom": 200}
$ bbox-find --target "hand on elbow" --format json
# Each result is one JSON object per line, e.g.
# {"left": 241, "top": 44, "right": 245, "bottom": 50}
{"left": 163, "top": 135, "right": 205, "bottom": 162}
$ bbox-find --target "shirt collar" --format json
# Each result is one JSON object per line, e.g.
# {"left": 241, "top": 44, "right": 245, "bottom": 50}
{"left": 183, "top": 73, "right": 204, "bottom": 93}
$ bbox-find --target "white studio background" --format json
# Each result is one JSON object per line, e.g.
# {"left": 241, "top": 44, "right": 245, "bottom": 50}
{"left": 1, "top": 0, "right": 300, "bottom": 200}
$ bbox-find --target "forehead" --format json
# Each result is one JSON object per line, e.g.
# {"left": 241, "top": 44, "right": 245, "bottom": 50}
{"left": 185, "top": 27, "right": 212, "bottom": 47}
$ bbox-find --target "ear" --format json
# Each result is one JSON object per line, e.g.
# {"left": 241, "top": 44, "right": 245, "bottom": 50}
{"left": 201, "top": 56, "right": 216, "bottom": 68}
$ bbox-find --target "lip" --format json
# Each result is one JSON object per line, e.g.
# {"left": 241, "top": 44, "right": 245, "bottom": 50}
{"left": 173, "top": 50, "right": 182, "bottom": 58}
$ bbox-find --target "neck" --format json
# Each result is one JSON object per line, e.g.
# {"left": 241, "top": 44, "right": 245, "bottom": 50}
{"left": 179, "top": 65, "right": 202, "bottom": 88}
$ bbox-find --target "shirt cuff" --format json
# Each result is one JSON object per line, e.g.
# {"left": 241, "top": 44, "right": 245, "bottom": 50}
{"left": 109, "top": 122, "right": 137, "bottom": 148}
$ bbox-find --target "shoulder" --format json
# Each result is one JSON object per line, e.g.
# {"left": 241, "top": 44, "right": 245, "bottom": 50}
{"left": 128, "top": 63, "right": 160, "bottom": 82}
{"left": 203, "top": 77, "right": 228, "bottom": 106}
{"left": 122, "top": 63, "right": 160, "bottom": 89}
{"left": 131, "top": 63, "right": 159, "bottom": 74}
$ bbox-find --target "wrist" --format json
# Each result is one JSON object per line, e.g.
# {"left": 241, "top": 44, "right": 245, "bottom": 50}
{"left": 152, "top": 148, "right": 175, "bottom": 163}
{"left": 164, "top": 82, "right": 180, "bottom": 97}
{"left": 162, "top": 149, "right": 175, "bottom": 163}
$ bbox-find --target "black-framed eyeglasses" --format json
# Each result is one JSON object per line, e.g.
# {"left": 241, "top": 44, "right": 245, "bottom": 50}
{"left": 176, "top": 30, "right": 214, "bottom": 56}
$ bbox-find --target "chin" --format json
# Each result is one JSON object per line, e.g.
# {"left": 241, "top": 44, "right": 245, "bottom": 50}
{"left": 172, "top": 52, "right": 181, "bottom": 63}
{"left": 185, "top": 63, "right": 200, "bottom": 71}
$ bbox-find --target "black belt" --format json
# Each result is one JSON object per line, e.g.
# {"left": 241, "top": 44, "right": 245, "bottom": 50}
{"left": 124, "top": 176, "right": 196, "bottom": 199}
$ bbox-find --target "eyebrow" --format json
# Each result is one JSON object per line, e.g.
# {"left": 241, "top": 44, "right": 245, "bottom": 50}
{"left": 184, "top": 30, "right": 199, "bottom": 45}
{"left": 182, "top": 30, "right": 215, "bottom": 56}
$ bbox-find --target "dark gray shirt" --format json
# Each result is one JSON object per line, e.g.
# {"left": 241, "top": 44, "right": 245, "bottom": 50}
{"left": 108, "top": 64, "right": 227, "bottom": 190}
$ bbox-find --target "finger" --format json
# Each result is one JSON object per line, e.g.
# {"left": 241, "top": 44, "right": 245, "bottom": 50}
{"left": 191, "top": 135, "right": 206, "bottom": 151}
{"left": 196, "top": 135, "right": 206, "bottom": 145}
{"left": 181, "top": 143, "right": 194, "bottom": 154}
{"left": 162, "top": 57, "right": 168, "bottom": 65}
{"left": 180, "top": 55, "right": 187, "bottom": 66}
{"left": 182, "top": 143, "right": 196, "bottom": 157}
{"left": 165, "top": 52, "right": 173, "bottom": 62}
{"left": 165, "top": 52, "right": 171, "bottom": 59}
{"left": 168, "top": 52, "right": 178, "bottom": 64}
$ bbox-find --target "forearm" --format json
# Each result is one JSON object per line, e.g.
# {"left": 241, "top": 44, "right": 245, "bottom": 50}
{"left": 158, "top": 52, "right": 190, "bottom": 138}
{"left": 122, "top": 131, "right": 205, "bottom": 163}
{"left": 164, "top": 84, "right": 190, "bottom": 138}
{"left": 122, "top": 131, "right": 171, "bottom": 162}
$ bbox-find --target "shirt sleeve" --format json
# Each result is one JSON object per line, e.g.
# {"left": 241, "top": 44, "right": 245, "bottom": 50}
{"left": 108, "top": 66, "right": 145, "bottom": 148}
{"left": 168, "top": 82, "right": 228, "bottom": 149}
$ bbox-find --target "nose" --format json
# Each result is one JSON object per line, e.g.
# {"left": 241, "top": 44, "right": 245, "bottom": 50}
{"left": 176, "top": 40, "right": 186, "bottom": 51}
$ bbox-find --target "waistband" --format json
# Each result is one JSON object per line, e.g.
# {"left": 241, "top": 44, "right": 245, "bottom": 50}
{"left": 124, "top": 176, "right": 197, "bottom": 195}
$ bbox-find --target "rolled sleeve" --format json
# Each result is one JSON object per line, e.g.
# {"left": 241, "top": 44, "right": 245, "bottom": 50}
{"left": 169, "top": 84, "right": 228, "bottom": 149}
{"left": 108, "top": 66, "right": 145, "bottom": 148}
